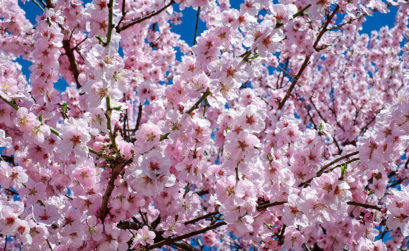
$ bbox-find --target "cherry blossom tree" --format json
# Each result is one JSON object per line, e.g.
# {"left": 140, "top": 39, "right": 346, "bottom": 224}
{"left": 1, "top": 0, "right": 409, "bottom": 250}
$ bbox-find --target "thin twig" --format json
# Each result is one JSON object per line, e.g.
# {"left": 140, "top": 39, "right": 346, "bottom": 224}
{"left": 193, "top": 7, "right": 201, "bottom": 46}
{"left": 117, "top": 0, "right": 175, "bottom": 32}
{"left": 62, "top": 39, "right": 81, "bottom": 89}
{"left": 172, "top": 242, "right": 197, "bottom": 251}
{"left": 116, "top": 0, "right": 127, "bottom": 28}
{"left": 324, "top": 157, "right": 360, "bottom": 174}
{"left": 99, "top": 158, "right": 133, "bottom": 221}
{"left": 347, "top": 201, "right": 381, "bottom": 211}
{"left": 134, "top": 103, "right": 143, "bottom": 132}
{"left": 32, "top": 0, "right": 45, "bottom": 11}
{"left": 103, "top": 0, "right": 114, "bottom": 46}
{"left": 299, "top": 151, "right": 359, "bottom": 187}
{"left": 404, "top": 154, "right": 409, "bottom": 169}
{"left": 278, "top": 56, "right": 310, "bottom": 110}
{"left": 184, "top": 212, "right": 219, "bottom": 225}
{"left": 4, "top": 235, "right": 7, "bottom": 251}
{"left": 134, "top": 222, "right": 226, "bottom": 251}
{"left": 0, "top": 95, "right": 19, "bottom": 110}
{"left": 278, "top": 5, "right": 340, "bottom": 110}
{"left": 185, "top": 90, "right": 211, "bottom": 115}
{"left": 72, "top": 37, "right": 88, "bottom": 50}
{"left": 45, "top": 0, "right": 54, "bottom": 8}
{"left": 46, "top": 239, "right": 54, "bottom": 251}
{"left": 256, "top": 200, "right": 288, "bottom": 211}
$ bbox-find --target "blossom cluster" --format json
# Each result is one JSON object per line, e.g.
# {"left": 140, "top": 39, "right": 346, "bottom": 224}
{"left": 0, "top": 0, "right": 409, "bottom": 250}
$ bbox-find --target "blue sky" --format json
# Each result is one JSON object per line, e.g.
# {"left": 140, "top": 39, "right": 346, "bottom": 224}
{"left": 16, "top": 1, "right": 398, "bottom": 91}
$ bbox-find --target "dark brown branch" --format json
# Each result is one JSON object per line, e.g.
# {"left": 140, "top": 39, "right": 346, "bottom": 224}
{"left": 194, "top": 189, "right": 209, "bottom": 196}
{"left": 134, "top": 221, "right": 226, "bottom": 251}
{"left": 184, "top": 212, "right": 219, "bottom": 225}
{"left": 325, "top": 157, "right": 360, "bottom": 174}
{"left": 117, "top": 0, "right": 175, "bottom": 32}
{"left": 256, "top": 200, "right": 288, "bottom": 211}
{"left": 5, "top": 188, "right": 18, "bottom": 196}
{"left": 308, "top": 96, "right": 342, "bottom": 153}
{"left": 347, "top": 201, "right": 381, "bottom": 211}
{"left": 277, "top": 224, "right": 286, "bottom": 244}
{"left": 186, "top": 90, "right": 211, "bottom": 115}
{"left": 45, "top": 0, "right": 54, "bottom": 8}
{"left": 99, "top": 158, "right": 133, "bottom": 221}
{"left": 116, "top": 0, "right": 127, "bottom": 29}
{"left": 278, "top": 56, "right": 310, "bottom": 110}
{"left": 117, "top": 220, "right": 142, "bottom": 230}
{"left": 134, "top": 104, "right": 143, "bottom": 132}
{"left": 62, "top": 39, "right": 81, "bottom": 89}
{"left": 4, "top": 235, "right": 7, "bottom": 251}
{"left": 193, "top": 7, "right": 201, "bottom": 46}
{"left": 309, "top": 97, "right": 327, "bottom": 123}
{"left": 1, "top": 155, "right": 15, "bottom": 165}
{"left": 172, "top": 242, "right": 197, "bottom": 251}
{"left": 312, "top": 5, "right": 339, "bottom": 50}
{"left": 72, "top": 37, "right": 88, "bottom": 50}
{"left": 278, "top": 5, "right": 340, "bottom": 110}
{"left": 130, "top": 199, "right": 289, "bottom": 250}
{"left": 299, "top": 151, "right": 359, "bottom": 187}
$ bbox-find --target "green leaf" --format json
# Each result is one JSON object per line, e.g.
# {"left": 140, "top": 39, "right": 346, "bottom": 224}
{"left": 340, "top": 163, "right": 347, "bottom": 179}
{"left": 319, "top": 123, "right": 323, "bottom": 132}
{"left": 95, "top": 35, "right": 105, "bottom": 44}
{"left": 62, "top": 102, "right": 68, "bottom": 119}
{"left": 250, "top": 54, "right": 260, "bottom": 60}
{"left": 242, "top": 51, "right": 251, "bottom": 62}
{"left": 160, "top": 132, "right": 169, "bottom": 141}
{"left": 267, "top": 153, "right": 273, "bottom": 162}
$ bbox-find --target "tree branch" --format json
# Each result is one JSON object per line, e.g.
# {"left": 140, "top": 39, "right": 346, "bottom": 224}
{"left": 62, "top": 39, "right": 81, "bottom": 89}
{"left": 184, "top": 212, "right": 219, "bottom": 225}
{"left": 134, "top": 103, "right": 143, "bottom": 132}
{"left": 99, "top": 158, "right": 133, "bottom": 221}
{"left": 185, "top": 90, "right": 211, "bottom": 115}
{"left": 347, "top": 201, "right": 381, "bottom": 211}
{"left": 104, "top": 0, "right": 115, "bottom": 46}
{"left": 299, "top": 151, "right": 359, "bottom": 187}
{"left": 193, "top": 7, "right": 201, "bottom": 46}
{"left": 117, "top": 0, "right": 175, "bottom": 32}
{"left": 278, "top": 5, "right": 340, "bottom": 110}
{"left": 0, "top": 95, "right": 19, "bottom": 110}
{"left": 134, "top": 221, "right": 226, "bottom": 251}
{"left": 256, "top": 200, "right": 288, "bottom": 211}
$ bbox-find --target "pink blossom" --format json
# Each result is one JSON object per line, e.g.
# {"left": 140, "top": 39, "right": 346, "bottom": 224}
{"left": 136, "top": 226, "right": 156, "bottom": 246}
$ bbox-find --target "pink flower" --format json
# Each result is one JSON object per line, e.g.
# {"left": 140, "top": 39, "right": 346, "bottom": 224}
{"left": 386, "top": 185, "right": 409, "bottom": 235}
{"left": 33, "top": 204, "right": 59, "bottom": 225}
{"left": 0, "top": 162, "right": 28, "bottom": 189}
{"left": 0, "top": 210, "right": 19, "bottom": 235}
{"left": 116, "top": 138, "right": 134, "bottom": 160}
{"left": 20, "top": 178, "right": 46, "bottom": 206}
{"left": 237, "top": 105, "right": 265, "bottom": 133}
{"left": 270, "top": 4, "right": 298, "bottom": 23}
{"left": 59, "top": 118, "right": 91, "bottom": 158}
{"left": 125, "top": 150, "right": 175, "bottom": 196}
{"left": 136, "top": 226, "right": 155, "bottom": 246}
{"left": 134, "top": 123, "right": 162, "bottom": 153}
{"left": 72, "top": 160, "right": 97, "bottom": 188}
